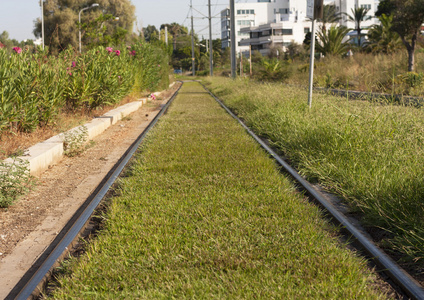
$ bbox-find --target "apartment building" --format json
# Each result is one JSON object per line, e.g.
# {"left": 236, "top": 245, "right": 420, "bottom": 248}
{"left": 221, "top": 0, "right": 379, "bottom": 56}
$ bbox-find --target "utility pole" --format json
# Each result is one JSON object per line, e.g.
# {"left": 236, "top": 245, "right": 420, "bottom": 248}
{"left": 165, "top": 26, "right": 168, "bottom": 46}
{"left": 249, "top": 45, "right": 252, "bottom": 76}
{"left": 208, "top": 0, "right": 213, "bottom": 76}
{"left": 230, "top": 0, "right": 236, "bottom": 79}
{"left": 41, "top": 0, "right": 44, "bottom": 50}
{"left": 240, "top": 50, "right": 243, "bottom": 77}
{"left": 191, "top": 0, "right": 196, "bottom": 76}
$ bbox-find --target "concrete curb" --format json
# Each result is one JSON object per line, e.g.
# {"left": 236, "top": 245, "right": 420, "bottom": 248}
{"left": 2, "top": 98, "right": 151, "bottom": 177}
{"left": 2, "top": 81, "right": 177, "bottom": 177}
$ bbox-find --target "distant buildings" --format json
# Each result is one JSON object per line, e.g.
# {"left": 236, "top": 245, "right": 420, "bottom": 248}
{"left": 221, "top": 0, "right": 380, "bottom": 56}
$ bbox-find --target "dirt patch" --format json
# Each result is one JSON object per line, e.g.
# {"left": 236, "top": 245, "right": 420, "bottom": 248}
{"left": 0, "top": 83, "right": 180, "bottom": 298}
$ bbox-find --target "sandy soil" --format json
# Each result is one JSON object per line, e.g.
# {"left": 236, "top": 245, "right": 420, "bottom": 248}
{"left": 0, "top": 83, "right": 180, "bottom": 298}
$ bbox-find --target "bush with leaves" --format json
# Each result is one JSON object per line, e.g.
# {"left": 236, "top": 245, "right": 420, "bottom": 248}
{"left": 0, "top": 42, "right": 169, "bottom": 137}
{"left": 0, "top": 157, "right": 32, "bottom": 208}
{"left": 254, "top": 58, "right": 292, "bottom": 82}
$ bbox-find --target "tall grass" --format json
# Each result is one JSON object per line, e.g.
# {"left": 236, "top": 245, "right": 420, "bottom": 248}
{"left": 50, "top": 82, "right": 385, "bottom": 299}
{"left": 290, "top": 50, "right": 424, "bottom": 96}
{"left": 206, "top": 77, "right": 424, "bottom": 265}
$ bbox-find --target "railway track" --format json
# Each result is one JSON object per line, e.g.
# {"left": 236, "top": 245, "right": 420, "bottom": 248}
{"left": 7, "top": 80, "right": 424, "bottom": 299}
{"left": 201, "top": 83, "right": 424, "bottom": 300}
{"left": 6, "top": 84, "right": 181, "bottom": 300}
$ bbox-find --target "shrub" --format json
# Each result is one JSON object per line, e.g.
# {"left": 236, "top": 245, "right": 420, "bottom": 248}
{"left": 0, "top": 42, "right": 170, "bottom": 138}
{"left": 0, "top": 157, "right": 32, "bottom": 208}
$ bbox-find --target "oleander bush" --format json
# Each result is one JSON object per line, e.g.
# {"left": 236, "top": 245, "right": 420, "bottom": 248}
{"left": 0, "top": 42, "right": 169, "bottom": 208}
{"left": 0, "top": 42, "right": 169, "bottom": 137}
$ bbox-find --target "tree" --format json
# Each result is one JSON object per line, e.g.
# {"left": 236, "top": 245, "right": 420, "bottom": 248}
{"left": 0, "top": 31, "right": 34, "bottom": 51}
{"left": 83, "top": 14, "right": 127, "bottom": 48}
{"left": 316, "top": 25, "right": 351, "bottom": 56}
{"left": 286, "top": 42, "right": 306, "bottom": 62}
{"left": 143, "top": 25, "right": 159, "bottom": 42}
{"left": 160, "top": 23, "right": 188, "bottom": 51}
{"left": 366, "top": 14, "right": 402, "bottom": 54}
{"left": 318, "top": 4, "right": 342, "bottom": 33}
{"left": 376, "top": 0, "right": 424, "bottom": 72}
{"left": 344, "top": 7, "right": 371, "bottom": 47}
{"left": 33, "top": 0, "right": 135, "bottom": 53}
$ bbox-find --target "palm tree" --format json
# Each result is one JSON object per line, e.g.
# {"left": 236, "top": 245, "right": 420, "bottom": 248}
{"left": 344, "top": 7, "right": 371, "bottom": 47}
{"left": 318, "top": 4, "right": 342, "bottom": 34}
{"left": 366, "top": 14, "right": 402, "bottom": 54}
{"left": 316, "top": 25, "right": 351, "bottom": 56}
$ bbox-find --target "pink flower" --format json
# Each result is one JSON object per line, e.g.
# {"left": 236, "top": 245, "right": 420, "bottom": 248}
{"left": 71, "top": 61, "right": 76, "bottom": 68}
{"left": 115, "top": 50, "right": 121, "bottom": 56}
{"left": 150, "top": 93, "right": 156, "bottom": 100}
{"left": 12, "top": 47, "right": 22, "bottom": 54}
{"left": 106, "top": 47, "right": 113, "bottom": 53}
{"left": 129, "top": 50, "right": 136, "bottom": 56}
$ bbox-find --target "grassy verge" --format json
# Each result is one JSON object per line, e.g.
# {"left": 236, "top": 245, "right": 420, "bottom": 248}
{"left": 204, "top": 77, "right": 424, "bottom": 274}
{"left": 50, "top": 81, "right": 386, "bottom": 299}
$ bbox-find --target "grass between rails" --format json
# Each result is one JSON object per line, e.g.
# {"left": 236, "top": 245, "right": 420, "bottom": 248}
{"left": 204, "top": 77, "right": 424, "bottom": 274}
{"left": 49, "top": 82, "right": 386, "bottom": 299}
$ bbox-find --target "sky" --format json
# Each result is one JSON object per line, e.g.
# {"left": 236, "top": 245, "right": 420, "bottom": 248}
{"left": 0, "top": 0, "right": 256, "bottom": 42}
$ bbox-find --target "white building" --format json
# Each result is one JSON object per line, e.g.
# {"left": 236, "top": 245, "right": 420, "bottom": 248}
{"left": 221, "top": 0, "right": 380, "bottom": 56}
{"left": 332, "top": 0, "right": 380, "bottom": 45}
{"left": 221, "top": 2, "right": 271, "bottom": 51}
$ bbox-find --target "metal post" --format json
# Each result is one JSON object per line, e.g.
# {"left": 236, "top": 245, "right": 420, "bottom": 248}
{"left": 191, "top": 0, "right": 196, "bottom": 76}
{"left": 79, "top": 4, "right": 99, "bottom": 53}
{"left": 208, "top": 0, "right": 213, "bottom": 76}
{"left": 249, "top": 45, "right": 252, "bottom": 76}
{"left": 165, "top": 26, "right": 168, "bottom": 46}
{"left": 41, "top": 0, "right": 44, "bottom": 50}
{"left": 240, "top": 50, "right": 243, "bottom": 76}
{"left": 307, "top": 18, "right": 316, "bottom": 108}
{"left": 79, "top": 10, "right": 83, "bottom": 53}
{"left": 230, "top": 0, "right": 236, "bottom": 79}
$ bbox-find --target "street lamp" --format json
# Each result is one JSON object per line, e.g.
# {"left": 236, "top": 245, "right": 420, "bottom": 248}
{"left": 79, "top": 3, "right": 99, "bottom": 53}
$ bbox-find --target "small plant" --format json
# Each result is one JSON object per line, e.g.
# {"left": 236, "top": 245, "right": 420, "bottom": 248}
{"left": 0, "top": 157, "right": 32, "bottom": 208}
{"left": 63, "top": 125, "right": 89, "bottom": 157}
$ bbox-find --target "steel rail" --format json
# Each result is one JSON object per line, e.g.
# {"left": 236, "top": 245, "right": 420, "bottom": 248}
{"left": 201, "top": 83, "right": 424, "bottom": 300}
{"left": 9, "top": 83, "right": 181, "bottom": 300}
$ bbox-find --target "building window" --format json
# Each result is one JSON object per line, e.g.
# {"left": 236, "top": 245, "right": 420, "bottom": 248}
{"left": 221, "top": 9, "right": 230, "bottom": 17}
{"left": 237, "top": 9, "right": 255, "bottom": 15}
{"left": 360, "top": 4, "right": 371, "bottom": 10}
{"left": 304, "top": 27, "right": 310, "bottom": 34}
{"left": 237, "top": 20, "right": 253, "bottom": 26}
{"left": 282, "top": 29, "right": 293, "bottom": 35}
{"left": 274, "top": 8, "right": 289, "bottom": 14}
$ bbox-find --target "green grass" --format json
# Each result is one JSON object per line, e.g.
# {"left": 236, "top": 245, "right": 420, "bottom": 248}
{"left": 50, "top": 82, "right": 386, "bottom": 299}
{"left": 204, "top": 77, "right": 424, "bottom": 268}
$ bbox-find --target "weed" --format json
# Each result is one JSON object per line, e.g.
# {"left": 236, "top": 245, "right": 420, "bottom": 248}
{"left": 207, "top": 77, "right": 424, "bottom": 265}
{"left": 50, "top": 82, "right": 384, "bottom": 299}
{"left": 63, "top": 125, "right": 89, "bottom": 157}
{"left": 0, "top": 157, "right": 33, "bottom": 208}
